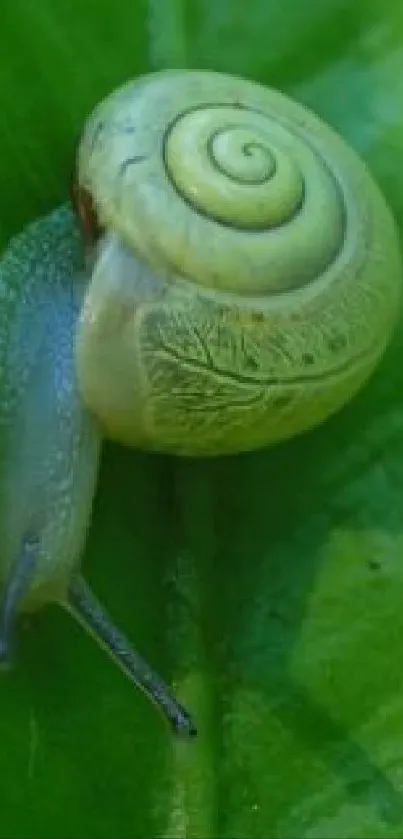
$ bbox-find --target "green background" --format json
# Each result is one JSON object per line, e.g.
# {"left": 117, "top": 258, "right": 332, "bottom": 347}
{"left": 1, "top": 0, "right": 403, "bottom": 836}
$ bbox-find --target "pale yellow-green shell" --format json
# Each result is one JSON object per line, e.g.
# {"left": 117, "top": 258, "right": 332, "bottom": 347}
{"left": 75, "top": 69, "right": 402, "bottom": 456}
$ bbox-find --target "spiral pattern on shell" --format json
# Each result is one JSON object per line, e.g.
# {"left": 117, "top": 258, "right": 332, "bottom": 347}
{"left": 73, "top": 69, "right": 402, "bottom": 458}
{"left": 76, "top": 70, "right": 356, "bottom": 297}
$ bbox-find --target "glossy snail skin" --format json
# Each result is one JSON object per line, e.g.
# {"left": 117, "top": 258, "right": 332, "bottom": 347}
{"left": 74, "top": 69, "right": 402, "bottom": 456}
{"left": 0, "top": 207, "right": 195, "bottom": 737}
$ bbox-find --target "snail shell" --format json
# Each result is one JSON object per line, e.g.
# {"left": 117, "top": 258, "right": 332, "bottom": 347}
{"left": 74, "top": 70, "right": 402, "bottom": 456}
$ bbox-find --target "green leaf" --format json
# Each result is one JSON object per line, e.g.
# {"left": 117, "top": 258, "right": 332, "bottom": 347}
{"left": 1, "top": 1, "right": 403, "bottom": 837}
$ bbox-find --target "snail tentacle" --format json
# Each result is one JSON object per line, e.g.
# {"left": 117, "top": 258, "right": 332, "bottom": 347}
{"left": 0, "top": 539, "right": 39, "bottom": 665}
{"left": 65, "top": 575, "right": 197, "bottom": 738}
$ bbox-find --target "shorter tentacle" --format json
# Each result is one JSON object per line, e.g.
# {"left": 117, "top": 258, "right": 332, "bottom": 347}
{"left": 0, "top": 540, "right": 38, "bottom": 666}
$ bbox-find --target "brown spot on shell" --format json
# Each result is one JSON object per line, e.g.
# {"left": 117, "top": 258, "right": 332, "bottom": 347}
{"left": 70, "top": 177, "right": 103, "bottom": 248}
{"left": 69, "top": 135, "right": 104, "bottom": 249}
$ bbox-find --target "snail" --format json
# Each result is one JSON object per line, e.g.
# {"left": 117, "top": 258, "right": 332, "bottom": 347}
{"left": 0, "top": 69, "right": 401, "bottom": 740}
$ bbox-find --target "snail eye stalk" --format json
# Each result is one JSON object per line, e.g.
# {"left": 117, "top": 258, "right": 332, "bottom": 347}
{"left": 65, "top": 575, "right": 197, "bottom": 739}
{"left": 0, "top": 539, "right": 39, "bottom": 666}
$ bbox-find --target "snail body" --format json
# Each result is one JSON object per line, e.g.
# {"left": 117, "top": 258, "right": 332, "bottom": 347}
{"left": 0, "top": 69, "right": 401, "bottom": 738}
{"left": 0, "top": 205, "right": 195, "bottom": 736}
{"left": 0, "top": 207, "right": 100, "bottom": 612}
{"left": 74, "top": 70, "right": 402, "bottom": 456}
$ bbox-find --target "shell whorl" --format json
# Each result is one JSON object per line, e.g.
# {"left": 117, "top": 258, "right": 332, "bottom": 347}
{"left": 76, "top": 70, "right": 355, "bottom": 298}
{"left": 74, "top": 70, "right": 402, "bottom": 457}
